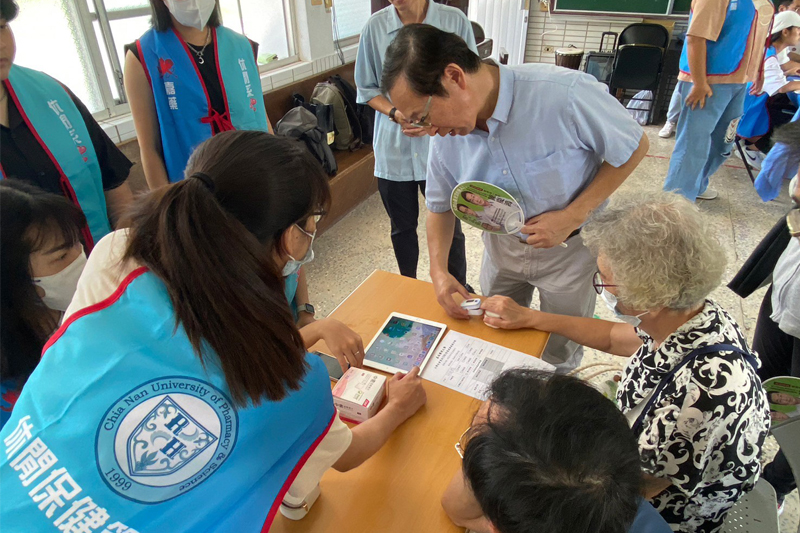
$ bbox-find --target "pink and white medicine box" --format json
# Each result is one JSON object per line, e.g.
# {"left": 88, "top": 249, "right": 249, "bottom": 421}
{"left": 332, "top": 367, "right": 386, "bottom": 423}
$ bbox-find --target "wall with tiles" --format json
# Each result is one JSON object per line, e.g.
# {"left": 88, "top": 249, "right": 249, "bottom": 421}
{"left": 525, "top": 9, "right": 644, "bottom": 65}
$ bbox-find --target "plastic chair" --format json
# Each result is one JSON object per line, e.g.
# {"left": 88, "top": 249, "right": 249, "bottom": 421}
{"left": 771, "top": 418, "right": 800, "bottom": 533}
{"left": 721, "top": 478, "right": 780, "bottom": 533}
{"left": 471, "top": 21, "right": 493, "bottom": 60}
{"left": 618, "top": 23, "right": 671, "bottom": 48}
{"left": 608, "top": 45, "right": 665, "bottom": 124}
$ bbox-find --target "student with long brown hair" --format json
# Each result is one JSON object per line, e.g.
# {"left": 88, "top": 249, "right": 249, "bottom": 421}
{"left": 0, "top": 131, "right": 426, "bottom": 532}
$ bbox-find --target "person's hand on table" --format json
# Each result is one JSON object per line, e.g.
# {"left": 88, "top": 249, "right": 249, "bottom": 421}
{"left": 481, "top": 296, "right": 540, "bottom": 330}
{"left": 432, "top": 270, "right": 470, "bottom": 319}
{"left": 522, "top": 209, "right": 581, "bottom": 248}
{"left": 385, "top": 366, "right": 427, "bottom": 421}
{"left": 685, "top": 82, "right": 714, "bottom": 109}
{"left": 316, "top": 318, "right": 364, "bottom": 372}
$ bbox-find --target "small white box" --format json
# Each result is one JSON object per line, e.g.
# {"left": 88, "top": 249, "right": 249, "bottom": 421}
{"left": 332, "top": 368, "right": 386, "bottom": 424}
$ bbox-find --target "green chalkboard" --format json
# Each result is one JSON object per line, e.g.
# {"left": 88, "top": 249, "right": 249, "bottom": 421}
{"left": 553, "top": 0, "right": 692, "bottom": 16}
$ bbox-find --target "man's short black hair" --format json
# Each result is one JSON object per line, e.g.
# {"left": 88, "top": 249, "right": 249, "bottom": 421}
{"left": 462, "top": 369, "right": 643, "bottom": 533}
{"left": 149, "top": 0, "right": 221, "bottom": 32}
{"left": 781, "top": 0, "right": 796, "bottom": 8}
{"left": 381, "top": 24, "right": 481, "bottom": 97}
{"left": 0, "top": 0, "right": 18, "bottom": 22}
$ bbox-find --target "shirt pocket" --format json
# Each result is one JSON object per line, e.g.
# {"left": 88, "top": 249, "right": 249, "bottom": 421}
{"left": 523, "top": 149, "right": 586, "bottom": 204}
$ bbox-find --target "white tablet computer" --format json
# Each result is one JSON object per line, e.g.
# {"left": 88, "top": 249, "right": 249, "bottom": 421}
{"left": 363, "top": 313, "right": 447, "bottom": 374}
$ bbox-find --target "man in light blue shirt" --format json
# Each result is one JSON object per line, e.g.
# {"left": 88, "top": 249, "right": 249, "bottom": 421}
{"left": 381, "top": 25, "right": 648, "bottom": 370}
{"left": 355, "top": 0, "right": 476, "bottom": 285}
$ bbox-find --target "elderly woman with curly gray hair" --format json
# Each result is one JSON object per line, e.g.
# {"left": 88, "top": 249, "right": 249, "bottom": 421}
{"left": 481, "top": 191, "right": 770, "bottom": 533}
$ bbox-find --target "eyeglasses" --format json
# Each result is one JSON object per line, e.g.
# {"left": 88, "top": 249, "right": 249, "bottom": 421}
{"left": 454, "top": 426, "right": 472, "bottom": 459}
{"left": 592, "top": 271, "right": 617, "bottom": 295}
{"left": 409, "top": 96, "right": 433, "bottom": 128}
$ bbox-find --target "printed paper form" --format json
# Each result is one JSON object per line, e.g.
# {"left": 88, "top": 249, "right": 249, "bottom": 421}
{"left": 421, "top": 331, "right": 555, "bottom": 400}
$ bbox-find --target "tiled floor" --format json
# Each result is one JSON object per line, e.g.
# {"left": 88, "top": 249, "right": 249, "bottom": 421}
{"left": 305, "top": 125, "right": 799, "bottom": 531}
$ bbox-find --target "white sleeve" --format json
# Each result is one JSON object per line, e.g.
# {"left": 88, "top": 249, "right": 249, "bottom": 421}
{"left": 64, "top": 229, "right": 140, "bottom": 321}
{"left": 763, "top": 56, "right": 788, "bottom": 96}
{"left": 284, "top": 413, "right": 353, "bottom": 502}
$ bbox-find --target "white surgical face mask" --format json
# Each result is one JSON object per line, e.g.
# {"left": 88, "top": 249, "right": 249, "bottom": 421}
{"left": 165, "top": 0, "right": 216, "bottom": 30}
{"left": 600, "top": 289, "right": 648, "bottom": 327}
{"left": 33, "top": 251, "right": 87, "bottom": 312}
{"left": 282, "top": 225, "right": 316, "bottom": 277}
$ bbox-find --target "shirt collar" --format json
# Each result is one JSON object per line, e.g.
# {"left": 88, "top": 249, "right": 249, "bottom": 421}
{"left": 387, "top": 0, "right": 441, "bottom": 34}
{"left": 489, "top": 63, "right": 514, "bottom": 125}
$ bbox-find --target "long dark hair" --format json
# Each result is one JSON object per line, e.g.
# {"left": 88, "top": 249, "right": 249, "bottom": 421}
{"left": 149, "top": 0, "right": 222, "bottom": 32}
{"left": 0, "top": 180, "right": 86, "bottom": 382}
{"left": 124, "top": 131, "right": 331, "bottom": 406}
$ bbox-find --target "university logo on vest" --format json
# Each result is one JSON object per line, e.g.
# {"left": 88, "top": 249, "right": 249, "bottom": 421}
{"left": 47, "top": 99, "right": 89, "bottom": 163}
{"left": 158, "top": 58, "right": 180, "bottom": 111}
{"left": 95, "top": 376, "right": 239, "bottom": 504}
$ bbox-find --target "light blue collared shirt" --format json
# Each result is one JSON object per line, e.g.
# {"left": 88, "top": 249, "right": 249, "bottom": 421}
{"left": 426, "top": 64, "right": 643, "bottom": 217}
{"left": 355, "top": 2, "right": 477, "bottom": 182}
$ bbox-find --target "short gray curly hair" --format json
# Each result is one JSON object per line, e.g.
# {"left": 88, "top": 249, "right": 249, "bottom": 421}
{"left": 582, "top": 192, "right": 726, "bottom": 310}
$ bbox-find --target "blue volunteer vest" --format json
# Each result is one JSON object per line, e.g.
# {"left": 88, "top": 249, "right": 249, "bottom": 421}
{"left": 0, "top": 267, "right": 335, "bottom": 532}
{"left": 137, "top": 26, "right": 270, "bottom": 182}
{"left": 738, "top": 47, "right": 778, "bottom": 139}
{"left": 679, "top": 0, "right": 759, "bottom": 78}
{"left": 285, "top": 272, "right": 299, "bottom": 320}
{"left": 1, "top": 66, "right": 110, "bottom": 250}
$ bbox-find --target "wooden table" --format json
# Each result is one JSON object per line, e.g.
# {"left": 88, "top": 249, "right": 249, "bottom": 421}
{"left": 270, "top": 270, "right": 549, "bottom": 533}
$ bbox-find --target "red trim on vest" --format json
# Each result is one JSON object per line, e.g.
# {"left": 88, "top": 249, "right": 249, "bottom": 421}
{"left": 171, "top": 27, "right": 215, "bottom": 137}
{"left": 212, "top": 27, "right": 232, "bottom": 120}
{"left": 3, "top": 79, "right": 96, "bottom": 251}
{"left": 259, "top": 412, "right": 337, "bottom": 532}
{"left": 135, "top": 39, "right": 153, "bottom": 87}
{"left": 42, "top": 266, "right": 149, "bottom": 356}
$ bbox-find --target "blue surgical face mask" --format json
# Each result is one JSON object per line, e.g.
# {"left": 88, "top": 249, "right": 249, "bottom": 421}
{"left": 600, "top": 289, "right": 648, "bottom": 327}
{"left": 282, "top": 224, "right": 316, "bottom": 277}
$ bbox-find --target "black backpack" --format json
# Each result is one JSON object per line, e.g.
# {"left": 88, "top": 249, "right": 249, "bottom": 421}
{"left": 276, "top": 107, "right": 338, "bottom": 176}
{"left": 329, "top": 75, "right": 374, "bottom": 145}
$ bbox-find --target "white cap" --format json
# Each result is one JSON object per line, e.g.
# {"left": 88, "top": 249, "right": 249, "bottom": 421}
{"left": 773, "top": 11, "right": 800, "bottom": 35}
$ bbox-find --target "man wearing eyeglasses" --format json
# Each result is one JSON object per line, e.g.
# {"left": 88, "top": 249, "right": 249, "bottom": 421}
{"left": 380, "top": 24, "right": 648, "bottom": 371}
{"left": 354, "top": 0, "right": 477, "bottom": 288}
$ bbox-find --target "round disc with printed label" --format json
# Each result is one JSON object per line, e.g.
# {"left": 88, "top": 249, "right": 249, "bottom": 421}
{"left": 95, "top": 376, "right": 239, "bottom": 504}
{"left": 451, "top": 181, "right": 525, "bottom": 235}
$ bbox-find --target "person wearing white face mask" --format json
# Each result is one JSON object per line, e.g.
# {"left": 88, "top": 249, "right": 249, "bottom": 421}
{"left": 0, "top": 180, "right": 87, "bottom": 429}
{"left": 477, "top": 192, "right": 770, "bottom": 533}
{"left": 0, "top": 132, "right": 427, "bottom": 532}
{"left": 124, "top": 0, "right": 272, "bottom": 190}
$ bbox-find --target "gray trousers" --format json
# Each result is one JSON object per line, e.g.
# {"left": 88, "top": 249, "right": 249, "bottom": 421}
{"left": 479, "top": 232, "right": 597, "bottom": 372}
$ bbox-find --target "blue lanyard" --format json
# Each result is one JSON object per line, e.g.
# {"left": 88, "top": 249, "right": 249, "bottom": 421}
{"left": 631, "top": 344, "right": 758, "bottom": 436}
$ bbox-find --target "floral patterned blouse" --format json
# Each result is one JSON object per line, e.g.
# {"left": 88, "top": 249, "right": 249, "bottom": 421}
{"left": 617, "top": 300, "right": 771, "bottom": 533}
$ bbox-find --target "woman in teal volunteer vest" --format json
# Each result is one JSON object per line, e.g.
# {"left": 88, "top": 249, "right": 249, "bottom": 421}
{"left": 0, "top": 0, "right": 134, "bottom": 252}
{"left": 0, "top": 131, "right": 426, "bottom": 532}
{"left": 125, "top": 0, "right": 271, "bottom": 189}
{"left": 0, "top": 181, "right": 88, "bottom": 430}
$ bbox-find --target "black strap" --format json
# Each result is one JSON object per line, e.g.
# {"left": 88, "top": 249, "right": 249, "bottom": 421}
{"left": 631, "top": 343, "right": 758, "bottom": 435}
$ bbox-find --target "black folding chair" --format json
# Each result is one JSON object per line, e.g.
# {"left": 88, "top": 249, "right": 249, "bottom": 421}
{"left": 618, "top": 23, "right": 670, "bottom": 48}
{"left": 471, "top": 22, "right": 493, "bottom": 60}
{"left": 607, "top": 24, "right": 670, "bottom": 125}
{"left": 608, "top": 45, "right": 665, "bottom": 124}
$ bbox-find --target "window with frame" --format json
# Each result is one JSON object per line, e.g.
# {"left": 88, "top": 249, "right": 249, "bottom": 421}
{"left": 332, "top": 0, "right": 370, "bottom": 43}
{"left": 12, "top": 0, "right": 298, "bottom": 118}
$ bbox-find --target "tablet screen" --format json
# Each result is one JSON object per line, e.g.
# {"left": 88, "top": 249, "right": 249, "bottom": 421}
{"left": 365, "top": 316, "right": 444, "bottom": 373}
